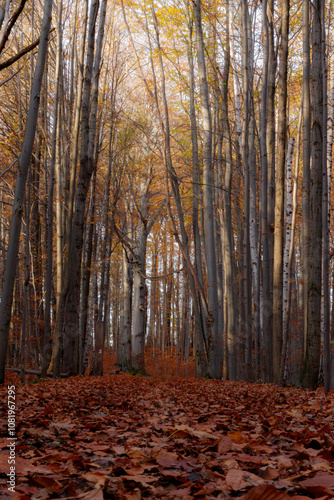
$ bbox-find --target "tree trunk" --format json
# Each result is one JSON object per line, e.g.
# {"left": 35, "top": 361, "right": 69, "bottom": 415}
{"left": 79, "top": 174, "right": 96, "bottom": 374}
{"left": 241, "top": 0, "right": 252, "bottom": 381}
{"left": 321, "top": 0, "right": 330, "bottom": 393}
{"left": 92, "top": 320, "right": 104, "bottom": 376}
{"left": 42, "top": 0, "right": 62, "bottom": 377}
{"left": 118, "top": 224, "right": 132, "bottom": 370}
{"left": 280, "top": 136, "right": 295, "bottom": 384}
{"left": 186, "top": 11, "right": 207, "bottom": 376}
{"left": 0, "top": 0, "right": 52, "bottom": 384}
{"left": 273, "top": 0, "right": 289, "bottom": 384}
{"left": 260, "top": 0, "right": 272, "bottom": 382}
{"left": 301, "top": 0, "right": 323, "bottom": 389}
{"left": 53, "top": 0, "right": 105, "bottom": 377}
{"left": 221, "top": 0, "right": 236, "bottom": 381}
{"left": 266, "top": 0, "right": 277, "bottom": 383}
{"left": 327, "top": 27, "right": 334, "bottom": 390}
{"left": 302, "top": 0, "right": 311, "bottom": 365}
{"left": 194, "top": 0, "right": 221, "bottom": 379}
{"left": 132, "top": 175, "right": 151, "bottom": 372}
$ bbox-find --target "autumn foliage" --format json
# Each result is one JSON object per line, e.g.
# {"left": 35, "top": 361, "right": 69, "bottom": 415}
{"left": 1, "top": 365, "right": 333, "bottom": 499}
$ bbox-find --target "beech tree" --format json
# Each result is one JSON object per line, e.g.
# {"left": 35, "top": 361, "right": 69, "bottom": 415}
{"left": 273, "top": 0, "right": 289, "bottom": 384}
{"left": 301, "top": 0, "right": 324, "bottom": 389}
{"left": 0, "top": 0, "right": 52, "bottom": 385}
{"left": 53, "top": 0, "right": 107, "bottom": 377}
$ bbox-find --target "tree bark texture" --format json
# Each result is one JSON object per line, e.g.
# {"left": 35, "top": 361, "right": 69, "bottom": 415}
{"left": 301, "top": 0, "right": 323, "bottom": 389}
{"left": 0, "top": 0, "right": 52, "bottom": 384}
{"left": 273, "top": 0, "right": 289, "bottom": 384}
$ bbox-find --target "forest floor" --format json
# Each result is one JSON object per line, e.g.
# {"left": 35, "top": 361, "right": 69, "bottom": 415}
{"left": 0, "top": 351, "right": 334, "bottom": 499}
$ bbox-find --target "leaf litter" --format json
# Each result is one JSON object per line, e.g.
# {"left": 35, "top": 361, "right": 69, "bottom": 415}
{"left": 0, "top": 373, "right": 333, "bottom": 499}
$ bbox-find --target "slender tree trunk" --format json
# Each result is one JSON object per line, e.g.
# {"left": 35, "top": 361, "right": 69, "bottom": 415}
{"left": 21, "top": 176, "right": 31, "bottom": 383}
{"left": 302, "top": 0, "right": 311, "bottom": 364}
{"left": 280, "top": 136, "right": 295, "bottom": 383}
{"left": 273, "top": 0, "right": 289, "bottom": 384}
{"left": 194, "top": 0, "right": 221, "bottom": 379}
{"left": 186, "top": 12, "right": 207, "bottom": 375}
{"left": 241, "top": 0, "right": 252, "bottom": 381}
{"left": 267, "top": 0, "right": 276, "bottom": 382}
{"left": 321, "top": 0, "right": 330, "bottom": 393}
{"left": 66, "top": 0, "right": 88, "bottom": 239}
{"left": 327, "top": 30, "right": 334, "bottom": 390}
{"left": 0, "top": 0, "right": 52, "bottom": 384}
{"left": 132, "top": 176, "right": 151, "bottom": 372}
{"left": 54, "top": 0, "right": 106, "bottom": 376}
{"left": 221, "top": 0, "right": 236, "bottom": 381}
{"left": 119, "top": 220, "right": 133, "bottom": 370}
{"left": 78, "top": 174, "right": 96, "bottom": 374}
{"left": 228, "top": 2, "right": 242, "bottom": 152}
{"left": 42, "top": 0, "right": 62, "bottom": 377}
{"left": 246, "top": 13, "right": 260, "bottom": 380}
{"left": 260, "top": 0, "right": 272, "bottom": 382}
{"left": 301, "top": 0, "right": 323, "bottom": 389}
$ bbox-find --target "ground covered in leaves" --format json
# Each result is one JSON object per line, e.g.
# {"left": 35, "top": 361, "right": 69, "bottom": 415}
{"left": 0, "top": 372, "right": 334, "bottom": 499}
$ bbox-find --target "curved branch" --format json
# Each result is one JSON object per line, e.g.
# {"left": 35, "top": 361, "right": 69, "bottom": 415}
{"left": 0, "top": 0, "right": 27, "bottom": 55}
{"left": 0, "top": 37, "right": 39, "bottom": 71}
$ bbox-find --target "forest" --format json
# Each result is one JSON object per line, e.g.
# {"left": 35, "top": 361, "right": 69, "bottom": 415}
{"left": 1, "top": 1, "right": 334, "bottom": 498}
{"left": 0, "top": 0, "right": 334, "bottom": 387}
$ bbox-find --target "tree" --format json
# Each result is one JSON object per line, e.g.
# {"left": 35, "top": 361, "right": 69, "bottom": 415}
{"left": 53, "top": 0, "right": 107, "bottom": 377}
{"left": 273, "top": 0, "right": 289, "bottom": 384}
{"left": 301, "top": 0, "right": 324, "bottom": 389}
{"left": 193, "top": 0, "right": 221, "bottom": 379}
{"left": 0, "top": 0, "right": 52, "bottom": 384}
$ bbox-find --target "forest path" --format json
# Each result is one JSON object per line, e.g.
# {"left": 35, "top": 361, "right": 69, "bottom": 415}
{"left": 0, "top": 373, "right": 333, "bottom": 499}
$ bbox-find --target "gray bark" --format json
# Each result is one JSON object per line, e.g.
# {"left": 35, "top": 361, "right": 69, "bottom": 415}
{"left": 221, "top": 0, "right": 236, "bottom": 381}
{"left": 42, "top": 0, "right": 62, "bottom": 377}
{"left": 301, "top": 0, "right": 323, "bottom": 389}
{"left": 194, "top": 0, "right": 221, "bottom": 379}
{"left": 266, "top": 0, "right": 276, "bottom": 381}
{"left": 260, "top": 0, "right": 272, "bottom": 382}
{"left": 53, "top": 0, "right": 106, "bottom": 376}
{"left": 241, "top": 0, "right": 252, "bottom": 381}
{"left": 328, "top": 30, "right": 334, "bottom": 390}
{"left": 321, "top": 0, "right": 330, "bottom": 393}
{"left": 119, "top": 219, "right": 133, "bottom": 370}
{"left": 0, "top": 0, "right": 52, "bottom": 384}
{"left": 132, "top": 174, "right": 152, "bottom": 372}
{"left": 280, "top": 136, "right": 296, "bottom": 384}
{"left": 302, "top": 0, "right": 311, "bottom": 361}
{"left": 79, "top": 175, "right": 96, "bottom": 374}
{"left": 186, "top": 9, "right": 207, "bottom": 376}
{"left": 92, "top": 320, "right": 104, "bottom": 376}
{"left": 273, "top": 0, "right": 289, "bottom": 384}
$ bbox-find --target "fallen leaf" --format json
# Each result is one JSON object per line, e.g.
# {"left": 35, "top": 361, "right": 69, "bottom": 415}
{"left": 121, "top": 475, "right": 157, "bottom": 486}
{"left": 171, "top": 424, "right": 216, "bottom": 440}
{"left": 300, "top": 472, "right": 334, "bottom": 488}
{"left": 217, "top": 436, "right": 236, "bottom": 453}
{"left": 241, "top": 484, "right": 291, "bottom": 499}
{"left": 0, "top": 454, "right": 53, "bottom": 475}
{"left": 125, "top": 489, "right": 141, "bottom": 499}
{"left": 228, "top": 430, "right": 245, "bottom": 444}
{"left": 226, "top": 469, "right": 265, "bottom": 491}
{"left": 30, "top": 475, "right": 62, "bottom": 492}
{"left": 82, "top": 472, "right": 107, "bottom": 486}
{"left": 155, "top": 449, "right": 180, "bottom": 467}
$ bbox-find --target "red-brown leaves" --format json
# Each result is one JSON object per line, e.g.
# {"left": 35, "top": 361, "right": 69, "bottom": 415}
{"left": 0, "top": 375, "right": 333, "bottom": 498}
